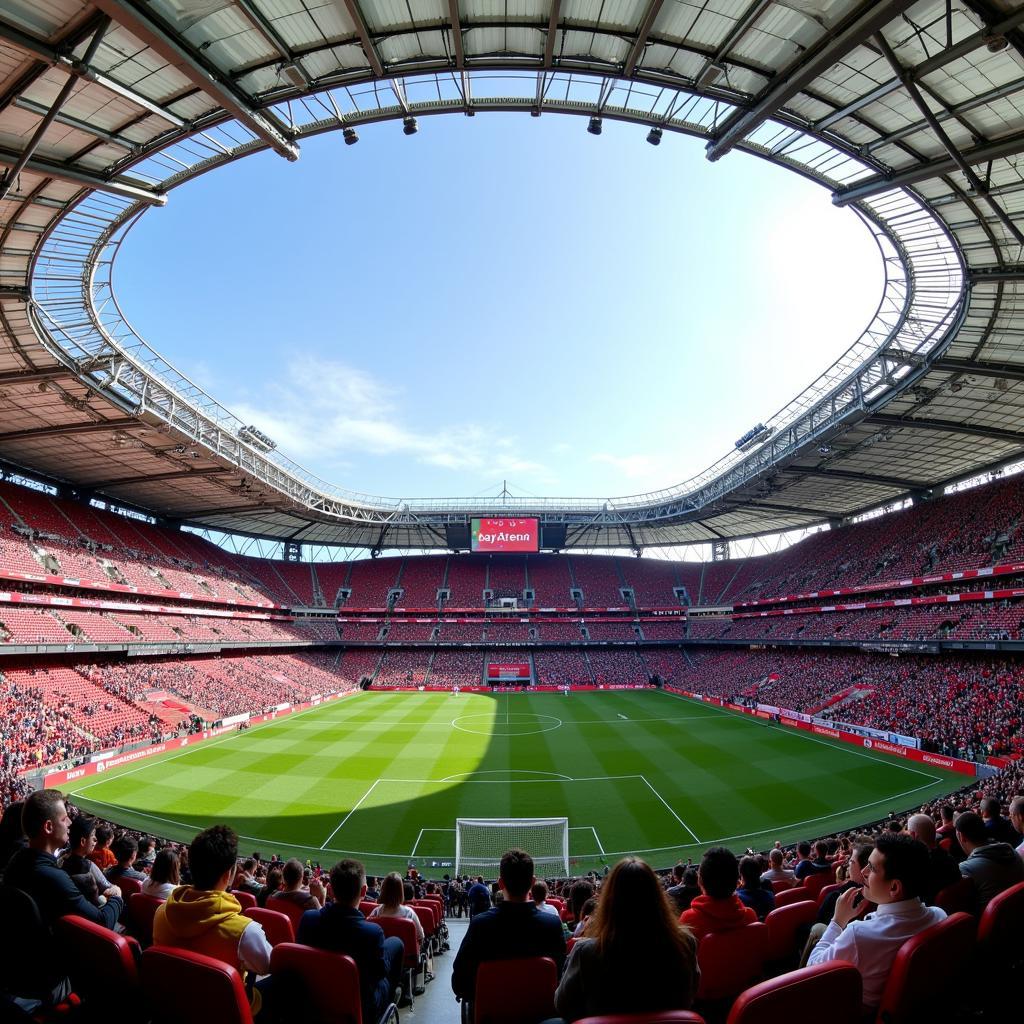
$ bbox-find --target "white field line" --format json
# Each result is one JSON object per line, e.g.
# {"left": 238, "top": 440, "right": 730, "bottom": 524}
{"left": 657, "top": 690, "right": 942, "bottom": 783}
{"left": 440, "top": 769, "right": 572, "bottom": 782}
{"left": 638, "top": 774, "right": 701, "bottom": 844}
{"left": 590, "top": 827, "right": 606, "bottom": 857}
{"left": 410, "top": 829, "right": 424, "bottom": 857}
{"left": 320, "top": 779, "right": 382, "bottom": 850}
{"left": 617, "top": 713, "right": 628, "bottom": 720}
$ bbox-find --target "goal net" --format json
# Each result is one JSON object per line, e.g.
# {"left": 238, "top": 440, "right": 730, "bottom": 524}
{"left": 455, "top": 818, "right": 570, "bottom": 876}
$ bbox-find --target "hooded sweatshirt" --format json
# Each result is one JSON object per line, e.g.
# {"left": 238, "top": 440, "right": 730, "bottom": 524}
{"left": 959, "top": 842, "right": 1024, "bottom": 913}
{"left": 153, "top": 886, "right": 255, "bottom": 972}
{"left": 679, "top": 894, "right": 757, "bottom": 937}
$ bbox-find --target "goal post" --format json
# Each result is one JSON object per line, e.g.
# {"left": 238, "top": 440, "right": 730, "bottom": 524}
{"left": 455, "top": 817, "right": 570, "bottom": 876}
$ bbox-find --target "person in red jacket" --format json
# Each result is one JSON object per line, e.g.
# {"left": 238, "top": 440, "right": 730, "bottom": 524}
{"left": 679, "top": 847, "right": 756, "bottom": 937}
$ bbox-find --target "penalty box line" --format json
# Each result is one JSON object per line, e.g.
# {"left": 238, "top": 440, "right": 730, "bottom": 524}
{"left": 409, "top": 825, "right": 606, "bottom": 859}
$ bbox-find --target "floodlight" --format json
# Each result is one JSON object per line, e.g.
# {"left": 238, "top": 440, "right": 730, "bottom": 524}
{"left": 696, "top": 62, "right": 725, "bottom": 88}
{"left": 646, "top": 127, "right": 663, "bottom": 146}
{"left": 587, "top": 116, "right": 602, "bottom": 135}
{"left": 403, "top": 116, "right": 418, "bottom": 135}
{"left": 280, "top": 62, "right": 306, "bottom": 88}
{"left": 343, "top": 127, "right": 359, "bottom": 145}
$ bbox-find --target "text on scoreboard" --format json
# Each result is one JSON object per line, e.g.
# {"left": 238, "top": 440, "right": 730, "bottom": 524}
{"left": 471, "top": 517, "right": 539, "bottom": 552}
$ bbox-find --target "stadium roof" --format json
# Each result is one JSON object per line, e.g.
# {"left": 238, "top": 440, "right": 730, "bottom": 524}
{"left": 0, "top": 0, "right": 1023, "bottom": 551}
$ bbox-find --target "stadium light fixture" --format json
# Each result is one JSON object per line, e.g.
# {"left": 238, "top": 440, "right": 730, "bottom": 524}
{"left": 646, "top": 127, "right": 663, "bottom": 146}
{"left": 343, "top": 127, "right": 359, "bottom": 145}
{"left": 280, "top": 62, "right": 306, "bottom": 89}
{"left": 587, "top": 116, "right": 603, "bottom": 136}
{"left": 402, "top": 116, "right": 418, "bottom": 136}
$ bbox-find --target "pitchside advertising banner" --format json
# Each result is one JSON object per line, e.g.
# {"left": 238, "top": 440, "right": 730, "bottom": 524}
{"left": 471, "top": 517, "right": 539, "bottom": 553}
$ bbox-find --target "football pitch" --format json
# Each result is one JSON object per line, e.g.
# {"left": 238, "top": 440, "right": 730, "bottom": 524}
{"left": 61, "top": 689, "right": 967, "bottom": 874}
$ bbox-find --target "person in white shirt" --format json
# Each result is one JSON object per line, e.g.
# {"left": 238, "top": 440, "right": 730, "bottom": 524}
{"left": 808, "top": 833, "right": 946, "bottom": 1011}
{"left": 531, "top": 880, "right": 561, "bottom": 917}
{"left": 1010, "top": 796, "right": 1024, "bottom": 859}
{"left": 141, "top": 847, "right": 180, "bottom": 900}
{"left": 369, "top": 871, "right": 425, "bottom": 944}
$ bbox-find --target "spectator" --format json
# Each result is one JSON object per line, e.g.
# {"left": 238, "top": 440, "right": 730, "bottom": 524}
{"left": 668, "top": 864, "right": 701, "bottom": 912}
{"left": 572, "top": 896, "right": 598, "bottom": 938}
{"left": 257, "top": 865, "right": 283, "bottom": 908}
{"left": 152, "top": 824, "right": 271, "bottom": 1009}
{"left": 792, "top": 841, "right": 816, "bottom": 881}
{"left": 452, "top": 849, "right": 566, "bottom": 1003}
{"left": 679, "top": 847, "right": 757, "bottom": 936}
{"left": 142, "top": 848, "right": 180, "bottom": 900}
{"left": 296, "top": 859, "right": 404, "bottom": 1023}
{"left": 235, "top": 857, "right": 262, "bottom": 896}
{"left": 136, "top": 836, "right": 156, "bottom": 871}
{"left": 935, "top": 805, "right": 957, "bottom": 843}
{"left": 816, "top": 837, "right": 874, "bottom": 927}
{"left": 88, "top": 825, "right": 116, "bottom": 872}
{"left": 368, "top": 871, "right": 425, "bottom": 945}
{"left": 0, "top": 799, "right": 26, "bottom": 873}
{"left": 553, "top": 857, "right": 698, "bottom": 1021}
{"left": 5, "top": 790, "right": 122, "bottom": 931}
{"left": 564, "top": 878, "right": 594, "bottom": 933}
{"left": 268, "top": 857, "right": 324, "bottom": 914}
{"left": 531, "top": 880, "right": 561, "bottom": 918}
{"left": 106, "top": 835, "right": 147, "bottom": 884}
{"left": 736, "top": 855, "right": 775, "bottom": 920}
{"left": 58, "top": 815, "right": 111, "bottom": 897}
{"left": 466, "top": 874, "right": 491, "bottom": 917}
{"left": 980, "top": 796, "right": 1022, "bottom": 847}
{"left": 808, "top": 833, "right": 946, "bottom": 1012}
{"left": 954, "top": 811, "right": 1024, "bottom": 913}
{"left": 760, "top": 848, "right": 796, "bottom": 887}
{"left": 1010, "top": 796, "right": 1024, "bottom": 858}
{"left": 906, "top": 813, "right": 960, "bottom": 904}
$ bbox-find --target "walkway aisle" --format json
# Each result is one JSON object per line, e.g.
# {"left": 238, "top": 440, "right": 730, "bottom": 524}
{"left": 407, "top": 916, "right": 467, "bottom": 1023}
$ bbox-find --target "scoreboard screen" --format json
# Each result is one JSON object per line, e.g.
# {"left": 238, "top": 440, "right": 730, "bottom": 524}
{"left": 471, "top": 517, "right": 539, "bottom": 553}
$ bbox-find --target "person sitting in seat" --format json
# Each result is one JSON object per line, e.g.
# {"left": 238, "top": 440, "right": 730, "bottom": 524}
{"left": 268, "top": 857, "right": 324, "bottom": 914}
{"left": 531, "top": 880, "right": 561, "bottom": 919}
{"left": 368, "top": 871, "right": 425, "bottom": 946}
{"left": 296, "top": 859, "right": 404, "bottom": 1023}
{"left": 553, "top": 856, "right": 698, "bottom": 1022}
{"left": 105, "top": 835, "right": 147, "bottom": 885}
{"left": 679, "top": 846, "right": 757, "bottom": 936}
{"left": 142, "top": 848, "right": 180, "bottom": 900}
{"left": 759, "top": 848, "right": 795, "bottom": 888}
{"left": 954, "top": 811, "right": 1024, "bottom": 913}
{"left": 452, "top": 849, "right": 566, "bottom": 1004}
{"left": 808, "top": 833, "right": 946, "bottom": 1012}
{"left": 736, "top": 855, "right": 775, "bottom": 921}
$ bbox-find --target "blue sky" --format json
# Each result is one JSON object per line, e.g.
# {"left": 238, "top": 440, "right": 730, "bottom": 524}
{"left": 116, "top": 113, "right": 881, "bottom": 502}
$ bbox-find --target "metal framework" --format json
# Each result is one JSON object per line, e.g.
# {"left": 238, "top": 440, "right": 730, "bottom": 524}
{"left": 0, "top": 1, "right": 1022, "bottom": 551}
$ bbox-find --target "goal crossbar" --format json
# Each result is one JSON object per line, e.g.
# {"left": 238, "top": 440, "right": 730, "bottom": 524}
{"left": 455, "top": 817, "right": 569, "bottom": 876}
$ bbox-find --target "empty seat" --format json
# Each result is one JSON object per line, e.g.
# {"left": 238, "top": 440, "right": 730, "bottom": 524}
{"left": 473, "top": 956, "right": 558, "bottom": 1024}
{"left": 54, "top": 914, "right": 143, "bottom": 1021}
{"left": 772, "top": 886, "right": 810, "bottom": 909}
{"left": 696, "top": 923, "right": 770, "bottom": 1003}
{"left": 726, "top": 961, "right": 862, "bottom": 1024}
{"left": 764, "top": 899, "right": 818, "bottom": 970}
{"left": 126, "top": 893, "right": 165, "bottom": 947}
{"left": 141, "top": 946, "right": 253, "bottom": 1024}
{"left": 243, "top": 906, "right": 294, "bottom": 947}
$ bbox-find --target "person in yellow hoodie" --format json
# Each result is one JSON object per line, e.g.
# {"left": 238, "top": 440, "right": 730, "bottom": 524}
{"left": 153, "top": 824, "right": 272, "bottom": 1010}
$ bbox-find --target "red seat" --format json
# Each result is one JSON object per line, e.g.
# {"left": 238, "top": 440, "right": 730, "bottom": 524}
{"left": 976, "top": 879, "right": 1024, "bottom": 964}
{"left": 933, "top": 877, "right": 974, "bottom": 915}
{"left": 874, "top": 912, "right": 976, "bottom": 1024}
{"left": 770, "top": 879, "right": 795, "bottom": 894}
{"left": 764, "top": 900, "right": 818, "bottom": 968}
{"left": 359, "top": 900, "right": 379, "bottom": 917}
{"left": 772, "top": 886, "right": 810, "bottom": 908}
{"left": 409, "top": 902, "right": 437, "bottom": 939}
{"left": 375, "top": 914, "right": 424, "bottom": 1006}
{"left": 243, "top": 906, "right": 294, "bottom": 946}
{"left": 119, "top": 876, "right": 144, "bottom": 898}
{"left": 696, "top": 923, "right": 770, "bottom": 1003}
{"left": 231, "top": 889, "right": 257, "bottom": 910}
{"left": 473, "top": 956, "right": 558, "bottom": 1024}
{"left": 54, "top": 914, "right": 143, "bottom": 1020}
{"left": 575, "top": 1014, "right": 705, "bottom": 1024}
{"left": 266, "top": 895, "right": 311, "bottom": 934}
{"left": 126, "top": 893, "right": 165, "bottom": 947}
{"left": 726, "top": 961, "right": 862, "bottom": 1024}
{"left": 270, "top": 942, "right": 398, "bottom": 1024}
{"left": 140, "top": 946, "right": 253, "bottom": 1024}
{"left": 801, "top": 871, "right": 834, "bottom": 899}
{"left": 816, "top": 883, "right": 845, "bottom": 908}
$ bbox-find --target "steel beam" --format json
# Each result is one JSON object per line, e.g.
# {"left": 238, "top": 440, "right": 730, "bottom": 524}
{"left": 793, "top": 466, "right": 915, "bottom": 489}
{"left": 235, "top": 0, "right": 308, "bottom": 83}
{"left": 339, "top": 0, "right": 384, "bottom": 77}
{"left": 969, "top": 265, "right": 1024, "bottom": 283}
{"left": 743, "top": 500, "right": 836, "bottom": 519}
{"left": 543, "top": 0, "right": 562, "bottom": 68}
{"left": 12, "top": 97, "right": 136, "bottom": 150}
{"left": 0, "top": 418, "right": 139, "bottom": 443}
{"left": 867, "top": 413, "right": 1024, "bottom": 446}
{"left": 0, "top": 146, "right": 165, "bottom": 204}
{"left": 623, "top": 0, "right": 665, "bottom": 78}
{"left": 0, "top": 367, "right": 69, "bottom": 385}
{"left": 834, "top": 129, "right": 1024, "bottom": 205}
{"left": 94, "top": 466, "right": 231, "bottom": 489}
{"left": 706, "top": 0, "right": 919, "bottom": 161}
{"left": 933, "top": 357, "right": 1024, "bottom": 382}
{"left": 448, "top": 0, "right": 465, "bottom": 69}
{"left": 90, "top": 0, "right": 299, "bottom": 160}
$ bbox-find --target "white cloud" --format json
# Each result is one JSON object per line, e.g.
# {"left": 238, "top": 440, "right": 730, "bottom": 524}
{"left": 589, "top": 452, "right": 687, "bottom": 492}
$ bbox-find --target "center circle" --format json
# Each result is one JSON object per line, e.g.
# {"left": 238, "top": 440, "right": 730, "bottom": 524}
{"left": 451, "top": 713, "right": 563, "bottom": 736}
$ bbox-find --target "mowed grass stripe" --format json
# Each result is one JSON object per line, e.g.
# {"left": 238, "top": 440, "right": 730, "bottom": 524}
{"left": 64, "top": 690, "right": 966, "bottom": 872}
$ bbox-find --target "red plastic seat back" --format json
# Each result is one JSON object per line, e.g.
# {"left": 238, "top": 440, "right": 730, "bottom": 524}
{"left": 266, "top": 895, "right": 311, "bottom": 934}
{"left": 375, "top": 913, "right": 420, "bottom": 965}
{"left": 802, "top": 871, "right": 834, "bottom": 899}
{"left": 933, "top": 877, "right": 974, "bottom": 915}
{"left": 270, "top": 942, "right": 364, "bottom": 1024}
{"left": 977, "top": 880, "right": 1024, "bottom": 956}
{"left": 816, "top": 883, "right": 845, "bottom": 908}
{"left": 54, "top": 914, "right": 141, "bottom": 1012}
{"left": 358, "top": 900, "right": 379, "bottom": 917}
{"left": 409, "top": 903, "right": 436, "bottom": 935}
{"left": 231, "top": 889, "right": 257, "bottom": 910}
{"left": 875, "top": 912, "right": 976, "bottom": 1024}
{"left": 764, "top": 900, "right": 817, "bottom": 962}
{"left": 244, "top": 906, "right": 295, "bottom": 946}
{"left": 770, "top": 879, "right": 795, "bottom": 894}
{"left": 696, "top": 923, "right": 770, "bottom": 1002}
{"left": 127, "top": 892, "right": 165, "bottom": 947}
{"left": 726, "top": 961, "right": 862, "bottom": 1024}
{"left": 141, "top": 945, "right": 253, "bottom": 1024}
{"left": 575, "top": 1014, "right": 705, "bottom": 1024}
{"left": 474, "top": 956, "right": 558, "bottom": 1024}
{"left": 772, "top": 886, "right": 810, "bottom": 908}
{"left": 119, "top": 876, "right": 144, "bottom": 897}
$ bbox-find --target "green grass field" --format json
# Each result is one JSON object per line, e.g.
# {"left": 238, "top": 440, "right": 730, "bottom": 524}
{"left": 61, "top": 689, "right": 967, "bottom": 874}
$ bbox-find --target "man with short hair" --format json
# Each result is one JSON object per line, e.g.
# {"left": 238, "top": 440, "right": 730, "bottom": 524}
{"left": 906, "top": 813, "right": 960, "bottom": 904}
{"left": 792, "top": 841, "right": 817, "bottom": 881}
{"left": 106, "top": 835, "right": 147, "bottom": 884}
{"left": 5, "top": 790, "right": 123, "bottom": 929}
{"left": 980, "top": 796, "right": 1022, "bottom": 846}
{"left": 679, "top": 846, "right": 757, "bottom": 936}
{"left": 135, "top": 837, "right": 155, "bottom": 871}
{"left": 296, "top": 859, "right": 403, "bottom": 1023}
{"left": 153, "top": 824, "right": 271, "bottom": 981}
{"left": 935, "top": 805, "right": 957, "bottom": 842}
{"left": 58, "top": 814, "right": 111, "bottom": 896}
{"left": 268, "top": 857, "right": 324, "bottom": 912}
{"left": 954, "top": 811, "right": 1024, "bottom": 913}
{"left": 760, "top": 848, "right": 796, "bottom": 887}
{"left": 1010, "top": 796, "right": 1024, "bottom": 859}
{"left": 467, "top": 874, "right": 491, "bottom": 917}
{"left": 808, "top": 833, "right": 947, "bottom": 1011}
{"left": 530, "top": 880, "right": 560, "bottom": 917}
{"left": 452, "top": 849, "right": 566, "bottom": 1003}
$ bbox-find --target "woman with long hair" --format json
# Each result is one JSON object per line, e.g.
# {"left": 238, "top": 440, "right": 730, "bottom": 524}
{"left": 142, "top": 848, "right": 180, "bottom": 899}
{"left": 368, "top": 871, "right": 425, "bottom": 944}
{"left": 554, "top": 857, "right": 699, "bottom": 1021}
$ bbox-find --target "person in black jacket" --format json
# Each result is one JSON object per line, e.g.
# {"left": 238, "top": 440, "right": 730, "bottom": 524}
{"left": 4, "top": 789, "right": 123, "bottom": 930}
{"left": 452, "top": 848, "right": 566, "bottom": 1004}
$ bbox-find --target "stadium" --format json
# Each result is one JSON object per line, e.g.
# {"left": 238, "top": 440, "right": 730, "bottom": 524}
{"left": 1, "top": 0, "right": 1023, "bottom": 1022}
